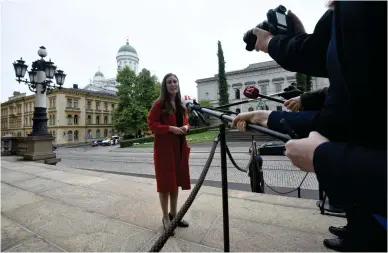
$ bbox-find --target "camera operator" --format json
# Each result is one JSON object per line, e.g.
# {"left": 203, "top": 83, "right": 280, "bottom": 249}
{"left": 234, "top": 1, "right": 387, "bottom": 252}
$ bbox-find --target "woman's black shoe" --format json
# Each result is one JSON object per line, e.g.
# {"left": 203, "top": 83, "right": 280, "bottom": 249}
{"left": 162, "top": 218, "right": 175, "bottom": 236}
{"left": 169, "top": 213, "right": 189, "bottom": 228}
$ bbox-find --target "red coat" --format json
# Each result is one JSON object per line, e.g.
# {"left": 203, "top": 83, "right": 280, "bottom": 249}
{"left": 147, "top": 100, "right": 191, "bottom": 192}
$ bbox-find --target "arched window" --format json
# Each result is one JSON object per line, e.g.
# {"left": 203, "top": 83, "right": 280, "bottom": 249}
{"left": 67, "top": 130, "right": 73, "bottom": 141}
{"left": 87, "top": 115, "right": 92, "bottom": 125}
{"left": 104, "top": 116, "right": 108, "bottom": 124}
{"left": 104, "top": 129, "right": 108, "bottom": 137}
{"left": 234, "top": 89, "right": 240, "bottom": 99}
{"left": 67, "top": 115, "right": 72, "bottom": 124}
{"left": 96, "top": 116, "right": 100, "bottom": 124}
{"left": 87, "top": 129, "right": 92, "bottom": 139}
{"left": 96, "top": 129, "right": 100, "bottom": 138}
{"left": 74, "top": 130, "right": 79, "bottom": 141}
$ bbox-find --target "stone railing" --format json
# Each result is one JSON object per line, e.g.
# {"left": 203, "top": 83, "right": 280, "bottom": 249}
{"left": 1, "top": 137, "right": 28, "bottom": 156}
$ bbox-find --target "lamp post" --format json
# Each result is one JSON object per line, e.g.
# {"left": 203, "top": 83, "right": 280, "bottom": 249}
{"left": 12, "top": 46, "right": 66, "bottom": 163}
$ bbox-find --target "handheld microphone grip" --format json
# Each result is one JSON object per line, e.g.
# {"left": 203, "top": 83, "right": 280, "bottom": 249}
{"left": 186, "top": 102, "right": 291, "bottom": 142}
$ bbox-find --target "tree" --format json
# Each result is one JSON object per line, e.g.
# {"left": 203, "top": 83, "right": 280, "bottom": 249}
{"left": 217, "top": 41, "right": 229, "bottom": 109}
{"left": 114, "top": 67, "right": 160, "bottom": 135}
{"left": 295, "top": 73, "right": 312, "bottom": 92}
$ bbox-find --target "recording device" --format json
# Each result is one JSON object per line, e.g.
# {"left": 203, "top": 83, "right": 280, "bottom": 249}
{"left": 184, "top": 97, "right": 291, "bottom": 142}
{"left": 270, "top": 83, "right": 304, "bottom": 100}
{"left": 243, "top": 86, "right": 285, "bottom": 104}
{"left": 243, "top": 5, "right": 294, "bottom": 51}
{"left": 182, "top": 95, "right": 209, "bottom": 126}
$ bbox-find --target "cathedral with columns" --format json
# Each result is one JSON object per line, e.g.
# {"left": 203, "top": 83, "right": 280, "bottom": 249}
{"left": 83, "top": 39, "right": 139, "bottom": 94}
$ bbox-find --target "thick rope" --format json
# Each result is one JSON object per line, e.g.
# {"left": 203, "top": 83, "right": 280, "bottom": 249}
{"left": 149, "top": 135, "right": 220, "bottom": 252}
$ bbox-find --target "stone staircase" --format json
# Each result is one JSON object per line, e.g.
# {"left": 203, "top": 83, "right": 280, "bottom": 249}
{"left": 226, "top": 129, "right": 277, "bottom": 142}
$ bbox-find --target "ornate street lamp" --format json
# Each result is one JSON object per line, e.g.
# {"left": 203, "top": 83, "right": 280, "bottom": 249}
{"left": 12, "top": 46, "right": 66, "bottom": 137}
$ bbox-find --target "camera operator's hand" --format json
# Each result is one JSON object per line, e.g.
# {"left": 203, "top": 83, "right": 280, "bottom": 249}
{"left": 285, "top": 131, "right": 329, "bottom": 172}
{"left": 287, "top": 10, "right": 306, "bottom": 34}
{"left": 252, "top": 28, "right": 273, "bottom": 53}
{"left": 231, "top": 110, "right": 271, "bottom": 131}
{"left": 284, "top": 96, "right": 302, "bottom": 112}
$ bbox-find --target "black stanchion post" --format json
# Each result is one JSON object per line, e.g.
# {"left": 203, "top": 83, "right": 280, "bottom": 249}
{"left": 219, "top": 123, "right": 230, "bottom": 252}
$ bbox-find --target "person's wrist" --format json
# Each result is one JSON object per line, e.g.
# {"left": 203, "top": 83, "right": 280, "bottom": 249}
{"left": 262, "top": 35, "right": 274, "bottom": 53}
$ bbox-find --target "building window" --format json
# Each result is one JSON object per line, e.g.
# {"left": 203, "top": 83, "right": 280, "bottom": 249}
{"left": 67, "top": 115, "right": 73, "bottom": 124}
{"left": 74, "top": 130, "right": 79, "bottom": 141}
{"left": 52, "top": 115, "right": 56, "bottom": 126}
{"left": 236, "top": 108, "right": 241, "bottom": 114}
{"left": 87, "top": 115, "right": 92, "bottom": 125}
{"left": 96, "top": 116, "right": 100, "bottom": 124}
{"left": 96, "top": 129, "right": 100, "bottom": 138}
{"left": 67, "top": 99, "right": 72, "bottom": 108}
{"left": 234, "top": 89, "right": 240, "bottom": 100}
{"left": 261, "top": 85, "right": 267, "bottom": 95}
{"left": 87, "top": 130, "right": 92, "bottom": 139}
{"left": 111, "top": 104, "right": 115, "bottom": 111}
{"left": 87, "top": 100, "right": 92, "bottom": 109}
{"left": 276, "top": 105, "right": 283, "bottom": 111}
{"left": 67, "top": 130, "right": 73, "bottom": 141}
{"left": 52, "top": 131, "right": 55, "bottom": 137}
{"left": 96, "top": 102, "right": 100, "bottom": 110}
{"left": 275, "top": 84, "right": 282, "bottom": 93}
{"left": 74, "top": 99, "right": 79, "bottom": 109}
{"left": 105, "top": 102, "right": 108, "bottom": 111}
{"left": 74, "top": 115, "right": 79, "bottom": 125}
{"left": 104, "top": 116, "right": 108, "bottom": 124}
{"left": 104, "top": 129, "right": 108, "bottom": 137}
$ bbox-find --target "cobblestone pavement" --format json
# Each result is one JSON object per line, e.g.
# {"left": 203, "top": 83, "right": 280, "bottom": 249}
{"left": 56, "top": 144, "right": 318, "bottom": 190}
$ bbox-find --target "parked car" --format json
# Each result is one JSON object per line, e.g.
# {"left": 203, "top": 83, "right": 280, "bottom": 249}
{"left": 101, "top": 138, "right": 112, "bottom": 146}
{"left": 91, "top": 139, "right": 103, "bottom": 147}
{"left": 111, "top": 136, "right": 120, "bottom": 145}
{"left": 249, "top": 141, "right": 285, "bottom": 156}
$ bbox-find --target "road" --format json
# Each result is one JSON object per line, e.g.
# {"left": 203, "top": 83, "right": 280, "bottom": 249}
{"left": 55, "top": 142, "right": 320, "bottom": 199}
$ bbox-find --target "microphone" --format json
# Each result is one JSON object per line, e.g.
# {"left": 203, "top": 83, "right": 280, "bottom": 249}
{"left": 243, "top": 86, "right": 285, "bottom": 104}
{"left": 182, "top": 95, "right": 209, "bottom": 126}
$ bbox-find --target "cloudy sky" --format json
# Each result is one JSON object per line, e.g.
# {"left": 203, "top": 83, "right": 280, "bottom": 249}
{"left": 1, "top": 0, "right": 328, "bottom": 102}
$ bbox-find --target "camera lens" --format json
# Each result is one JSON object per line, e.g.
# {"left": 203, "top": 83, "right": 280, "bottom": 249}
{"left": 278, "top": 5, "right": 287, "bottom": 13}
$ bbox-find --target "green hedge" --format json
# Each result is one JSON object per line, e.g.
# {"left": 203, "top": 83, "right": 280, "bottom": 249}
{"left": 120, "top": 126, "right": 219, "bottom": 148}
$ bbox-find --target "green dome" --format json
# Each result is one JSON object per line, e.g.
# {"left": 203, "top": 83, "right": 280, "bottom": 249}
{"left": 95, "top": 71, "right": 104, "bottom": 77}
{"left": 118, "top": 40, "right": 137, "bottom": 54}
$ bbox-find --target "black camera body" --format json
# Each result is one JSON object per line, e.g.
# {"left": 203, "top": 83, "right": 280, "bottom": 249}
{"left": 243, "top": 5, "right": 295, "bottom": 51}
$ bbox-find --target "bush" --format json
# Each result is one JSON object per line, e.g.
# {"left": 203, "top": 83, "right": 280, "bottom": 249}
{"left": 120, "top": 126, "right": 219, "bottom": 148}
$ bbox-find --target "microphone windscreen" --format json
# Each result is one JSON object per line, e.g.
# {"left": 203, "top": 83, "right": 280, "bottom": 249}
{"left": 243, "top": 86, "right": 260, "bottom": 99}
{"left": 182, "top": 95, "right": 195, "bottom": 105}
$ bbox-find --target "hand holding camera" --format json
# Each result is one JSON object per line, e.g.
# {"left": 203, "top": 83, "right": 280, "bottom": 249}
{"left": 243, "top": 5, "right": 306, "bottom": 52}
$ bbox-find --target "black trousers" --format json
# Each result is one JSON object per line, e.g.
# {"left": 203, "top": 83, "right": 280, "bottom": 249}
{"left": 343, "top": 205, "right": 387, "bottom": 252}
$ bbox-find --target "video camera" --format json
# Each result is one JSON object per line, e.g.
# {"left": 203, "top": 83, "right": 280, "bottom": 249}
{"left": 243, "top": 5, "right": 295, "bottom": 51}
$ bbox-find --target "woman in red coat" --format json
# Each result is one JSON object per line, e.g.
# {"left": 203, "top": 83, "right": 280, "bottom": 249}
{"left": 147, "top": 73, "right": 191, "bottom": 233}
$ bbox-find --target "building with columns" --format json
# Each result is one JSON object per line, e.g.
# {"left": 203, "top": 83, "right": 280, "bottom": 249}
{"left": 196, "top": 60, "right": 330, "bottom": 113}
{"left": 1, "top": 86, "right": 119, "bottom": 145}
{"left": 84, "top": 39, "right": 139, "bottom": 93}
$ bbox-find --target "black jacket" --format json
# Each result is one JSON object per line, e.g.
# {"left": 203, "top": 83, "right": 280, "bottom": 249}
{"left": 300, "top": 87, "right": 328, "bottom": 111}
{"left": 266, "top": 2, "right": 387, "bottom": 240}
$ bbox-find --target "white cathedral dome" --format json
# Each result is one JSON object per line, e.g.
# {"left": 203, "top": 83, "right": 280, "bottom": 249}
{"left": 116, "top": 39, "right": 139, "bottom": 73}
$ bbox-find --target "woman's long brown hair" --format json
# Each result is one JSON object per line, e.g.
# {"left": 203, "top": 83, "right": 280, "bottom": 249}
{"left": 159, "top": 73, "right": 187, "bottom": 115}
